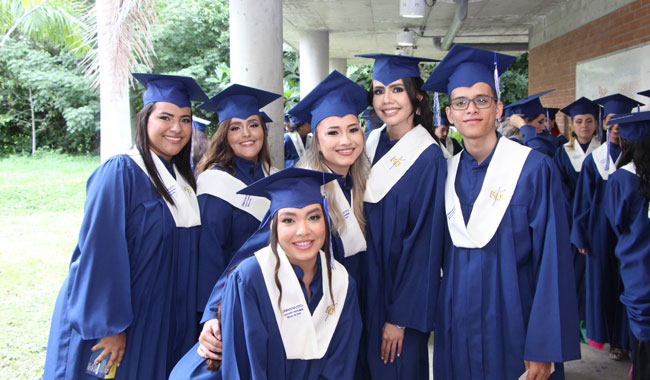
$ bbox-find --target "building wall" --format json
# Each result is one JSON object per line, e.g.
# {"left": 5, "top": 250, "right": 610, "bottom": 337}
{"left": 528, "top": 0, "right": 650, "bottom": 130}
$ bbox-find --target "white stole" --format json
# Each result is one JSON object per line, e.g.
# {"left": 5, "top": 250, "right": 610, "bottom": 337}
{"left": 592, "top": 143, "right": 619, "bottom": 180}
{"left": 364, "top": 124, "right": 434, "bottom": 203}
{"left": 127, "top": 148, "right": 201, "bottom": 228}
{"left": 445, "top": 137, "right": 531, "bottom": 248}
{"left": 196, "top": 169, "right": 272, "bottom": 221}
{"left": 288, "top": 131, "right": 306, "bottom": 158}
{"left": 331, "top": 178, "right": 366, "bottom": 257}
{"left": 621, "top": 162, "right": 636, "bottom": 175}
{"left": 435, "top": 138, "right": 452, "bottom": 159}
{"left": 445, "top": 136, "right": 458, "bottom": 155}
{"left": 255, "top": 246, "right": 348, "bottom": 359}
{"left": 563, "top": 136, "right": 600, "bottom": 172}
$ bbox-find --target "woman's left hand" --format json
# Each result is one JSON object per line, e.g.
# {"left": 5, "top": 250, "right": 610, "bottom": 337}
{"left": 524, "top": 360, "right": 553, "bottom": 380}
{"left": 381, "top": 322, "right": 404, "bottom": 364}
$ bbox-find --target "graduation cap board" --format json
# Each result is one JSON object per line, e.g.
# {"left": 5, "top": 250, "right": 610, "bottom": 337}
{"left": 355, "top": 53, "right": 439, "bottom": 85}
{"left": 594, "top": 94, "right": 644, "bottom": 116}
{"left": 608, "top": 111, "right": 650, "bottom": 140}
{"left": 191, "top": 116, "right": 210, "bottom": 132}
{"left": 289, "top": 70, "right": 369, "bottom": 132}
{"left": 199, "top": 84, "right": 281, "bottom": 123}
{"left": 133, "top": 73, "right": 209, "bottom": 108}
{"left": 504, "top": 90, "right": 555, "bottom": 119}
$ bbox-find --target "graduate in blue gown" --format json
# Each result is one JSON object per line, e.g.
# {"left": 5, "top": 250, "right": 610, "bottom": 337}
{"left": 170, "top": 168, "right": 362, "bottom": 380}
{"left": 44, "top": 74, "right": 208, "bottom": 379}
{"left": 505, "top": 90, "right": 560, "bottom": 157}
{"left": 604, "top": 111, "right": 650, "bottom": 380}
{"left": 192, "top": 84, "right": 281, "bottom": 313}
{"left": 283, "top": 115, "right": 311, "bottom": 168}
{"left": 290, "top": 70, "right": 370, "bottom": 286}
{"left": 190, "top": 116, "right": 210, "bottom": 171}
{"left": 572, "top": 94, "right": 643, "bottom": 357}
{"left": 553, "top": 97, "right": 601, "bottom": 324}
{"left": 356, "top": 53, "right": 446, "bottom": 380}
{"left": 434, "top": 115, "right": 463, "bottom": 156}
{"left": 422, "top": 44, "right": 580, "bottom": 380}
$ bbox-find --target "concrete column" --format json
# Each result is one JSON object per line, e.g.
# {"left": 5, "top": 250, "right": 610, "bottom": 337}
{"left": 299, "top": 30, "right": 329, "bottom": 98}
{"left": 329, "top": 58, "right": 347, "bottom": 76}
{"left": 230, "top": 0, "right": 284, "bottom": 168}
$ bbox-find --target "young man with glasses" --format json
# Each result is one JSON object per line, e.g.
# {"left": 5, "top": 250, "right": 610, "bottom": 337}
{"left": 422, "top": 45, "right": 581, "bottom": 380}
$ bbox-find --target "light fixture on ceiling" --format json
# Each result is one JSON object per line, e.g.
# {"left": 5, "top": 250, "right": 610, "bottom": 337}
{"left": 397, "top": 28, "right": 416, "bottom": 46}
{"left": 400, "top": 0, "right": 426, "bottom": 18}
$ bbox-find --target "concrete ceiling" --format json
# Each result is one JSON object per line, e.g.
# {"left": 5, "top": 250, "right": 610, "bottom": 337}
{"left": 282, "top": 0, "right": 567, "bottom": 63}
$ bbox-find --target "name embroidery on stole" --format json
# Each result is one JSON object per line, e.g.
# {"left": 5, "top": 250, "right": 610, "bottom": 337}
{"left": 255, "top": 247, "right": 348, "bottom": 359}
{"left": 127, "top": 148, "right": 201, "bottom": 228}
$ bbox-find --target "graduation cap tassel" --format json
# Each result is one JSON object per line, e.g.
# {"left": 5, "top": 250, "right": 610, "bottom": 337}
{"left": 546, "top": 108, "right": 550, "bottom": 131}
{"left": 321, "top": 173, "right": 335, "bottom": 265}
{"left": 598, "top": 106, "right": 604, "bottom": 143}
{"left": 493, "top": 52, "right": 501, "bottom": 103}
{"left": 434, "top": 92, "right": 441, "bottom": 126}
{"left": 605, "top": 128, "right": 611, "bottom": 171}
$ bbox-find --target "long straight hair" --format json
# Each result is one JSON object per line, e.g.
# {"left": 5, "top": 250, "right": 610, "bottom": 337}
{"left": 617, "top": 138, "right": 650, "bottom": 203}
{"left": 368, "top": 76, "right": 439, "bottom": 143}
{"left": 195, "top": 116, "right": 272, "bottom": 175}
{"left": 296, "top": 127, "right": 368, "bottom": 235}
{"left": 134, "top": 102, "right": 197, "bottom": 205}
{"left": 268, "top": 207, "right": 334, "bottom": 310}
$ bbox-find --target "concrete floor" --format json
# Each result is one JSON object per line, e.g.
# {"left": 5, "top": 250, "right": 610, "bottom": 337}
{"left": 428, "top": 336, "right": 631, "bottom": 379}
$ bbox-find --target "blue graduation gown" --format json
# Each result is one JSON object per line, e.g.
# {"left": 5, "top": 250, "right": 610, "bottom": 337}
{"left": 361, "top": 130, "right": 447, "bottom": 380}
{"left": 434, "top": 145, "right": 581, "bottom": 380}
{"left": 605, "top": 168, "right": 650, "bottom": 342}
{"left": 284, "top": 133, "right": 305, "bottom": 168}
{"left": 520, "top": 125, "right": 560, "bottom": 157}
{"left": 197, "top": 157, "right": 266, "bottom": 312}
{"left": 44, "top": 155, "right": 200, "bottom": 380}
{"left": 571, "top": 144, "right": 630, "bottom": 347}
{"left": 171, "top": 254, "right": 362, "bottom": 380}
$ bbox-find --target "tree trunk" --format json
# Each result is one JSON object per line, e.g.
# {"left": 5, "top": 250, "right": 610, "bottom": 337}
{"left": 96, "top": 0, "right": 133, "bottom": 162}
{"left": 29, "top": 86, "right": 36, "bottom": 155}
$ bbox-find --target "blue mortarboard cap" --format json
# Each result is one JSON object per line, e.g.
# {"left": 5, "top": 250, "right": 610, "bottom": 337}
{"left": 607, "top": 111, "right": 650, "bottom": 140}
{"left": 192, "top": 116, "right": 210, "bottom": 132}
{"left": 284, "top": 113, "right": 290, "bottom": 123}
{"left": 560, "top": 97, "right": 599, "bottom": 119}
{"left": 239, "top": 167, "right": 340, "bottom": 220}
{"left": 289, "top": 70, "right": 369, "bottom": 132}
{"left": 638, "top": 89, "right": 650, "bottom": 99}
{"left": 259, "top": 111, "right": 273, "bottom": 124}
{"left": 422, "top": 44, "right": 516, "bottom": 95}
{"left": 436, "top": 115, "right": 450, "bottom": 126}
{"left": 133, "top": 73, "right": 209, "bottom": 108}
{"left": 289, "top": 114, "right": 304, "bottom": 126}
{"left": 547, "top": 108, "right": 559, "bottom": 120}
{"left": 198, "top": 84, "right": 281, "bottom": 123}
{"left": 503, "top": 90, "right": 555, "bottom": 118}
{"left": 355, "top": 53, "right": 438, "bottom": 85}
{"left": 594, "top": 93, "right": 644, "bottom": 116}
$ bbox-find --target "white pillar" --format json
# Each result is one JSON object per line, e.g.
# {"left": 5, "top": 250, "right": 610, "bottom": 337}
{"left": 329, "top": 58, "right": 347, "bottom": 76}
{"left": 97, "top": 0, "right": 133, "bottom": 162}
{"left": 230, "top": 0, "right": 284, "bottom": 168}
{"left": 299, "top": 30, "right": 329, "bottom": 98}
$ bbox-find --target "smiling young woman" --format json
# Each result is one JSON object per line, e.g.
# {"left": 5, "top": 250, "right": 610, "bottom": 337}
{"left": 44, "top": 73, "right": 208, "bottom": 380}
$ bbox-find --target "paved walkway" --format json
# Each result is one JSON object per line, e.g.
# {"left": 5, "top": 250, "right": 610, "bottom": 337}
{"left": 428, "top": 337, "right": 631, "bottom": 379}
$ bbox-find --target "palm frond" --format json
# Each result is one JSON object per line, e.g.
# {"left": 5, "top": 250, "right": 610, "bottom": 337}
{"left": 83, "top": 0, "right": 157, "bottom": 91}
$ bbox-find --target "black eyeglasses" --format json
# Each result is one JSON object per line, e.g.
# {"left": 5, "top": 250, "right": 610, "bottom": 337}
{"left": 449, "top": 95, "right": 497, "bottom": 110}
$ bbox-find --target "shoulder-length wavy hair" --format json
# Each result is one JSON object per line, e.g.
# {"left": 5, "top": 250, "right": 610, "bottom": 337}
{"left": 296, "top": 124, "right": 369, "bottom": 236}
{"left": 367, "top": 76, "right": 439, "bottom": 142}
{"left": 195, "top": 115, "right": 272, "bottom": 176}
{"left": 134, "top": 102, "right": 196, "bottom": 205}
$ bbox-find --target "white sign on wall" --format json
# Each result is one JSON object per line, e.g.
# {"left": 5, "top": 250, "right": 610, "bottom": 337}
{"left": 576, "top": 42, "right": 650, "bottom": 111}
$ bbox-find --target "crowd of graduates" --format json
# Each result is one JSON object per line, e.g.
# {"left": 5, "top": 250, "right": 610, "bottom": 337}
{"left": 42, "top": 43, "right": 650, "bottom": 380}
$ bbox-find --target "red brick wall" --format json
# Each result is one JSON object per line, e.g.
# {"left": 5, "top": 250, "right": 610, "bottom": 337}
{"left": 529, "top": 0, "right": 650, "bottom": 131}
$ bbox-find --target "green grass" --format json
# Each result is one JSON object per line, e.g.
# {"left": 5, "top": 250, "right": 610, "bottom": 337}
{"left": 0, "top": 152, "right": 99, "bottom": 379}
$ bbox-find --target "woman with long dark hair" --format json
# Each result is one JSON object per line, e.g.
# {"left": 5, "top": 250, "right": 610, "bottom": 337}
{"left": 354, "top": 53, "right": 447, "bottom": 380}
{"left": 170, "top": 168, "right": 362, "bottom": 380}
{"left": 604, "top": 111, "right": 650, "bottom": 380}
{"left": 44, "top": 74, "right": 208, "bottom": 379}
